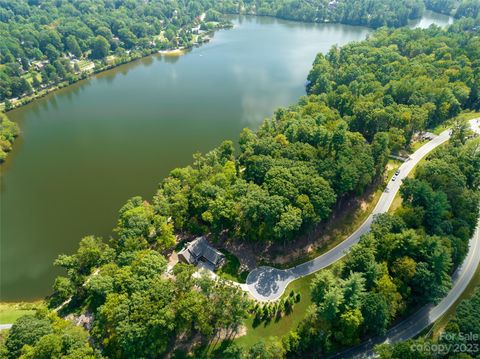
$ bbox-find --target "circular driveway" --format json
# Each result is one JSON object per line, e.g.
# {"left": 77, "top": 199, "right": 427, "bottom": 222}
{"left": 243, "top": 119, "right": 480, "bottom": 301}
{"left": 246, "top": 267, "right": 294, "bottom": 301}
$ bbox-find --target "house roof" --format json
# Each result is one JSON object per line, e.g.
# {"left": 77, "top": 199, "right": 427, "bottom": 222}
{"left": 178, "top": 246, "right": 195, "bottom": 264}
{"left": 179, "top": 236, "right": 224, "bottom": 266}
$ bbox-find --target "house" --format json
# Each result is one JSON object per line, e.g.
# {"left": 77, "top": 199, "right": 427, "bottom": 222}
{"left": 32, "top": 60, "right": 49, "bottom": 71}
{"left": 178, "top": 236, "right": 225, "bottom": 270}
{"left": 191, "top": 25, "right": 201, "bottom": 34}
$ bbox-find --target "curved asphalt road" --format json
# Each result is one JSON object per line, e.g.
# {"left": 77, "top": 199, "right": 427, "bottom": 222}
{"left": 327, "top": 118, "right": 480, "bottom": 358}
{"left": 246, "top": 119, "right": 480, "bottom": 301}
{"left": 330, "top": 217, "right": 480, "bottom": 359}
{"left": 1, "top": 120, "right": 478, "bottom": 332}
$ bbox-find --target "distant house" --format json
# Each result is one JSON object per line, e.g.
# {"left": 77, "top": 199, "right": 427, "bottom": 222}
{"left": 328, "top": 0, "right": 338, "bottom": 8}
{"left": 178, "top": 236, "right": 225, "bottom": 270}
{"left": 191, "top": 25, "right": 201, "bottom": 34}
{"left": 32, "top": 60, "right": 49, "bottom": 71}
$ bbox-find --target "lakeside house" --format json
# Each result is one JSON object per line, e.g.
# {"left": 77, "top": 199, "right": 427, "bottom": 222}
{"left": 178, "top": 236, "right": 225, "bottom": 270}
{"left": 32, "top": 60, "right": 49, "bottom": 71}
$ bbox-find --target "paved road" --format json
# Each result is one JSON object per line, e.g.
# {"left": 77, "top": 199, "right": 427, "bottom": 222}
{"left": 246, "top": 119, "right": 479, "bottom": 301}
{"left": 330, "top": 217, "right": 480, "bottom": 358}
{"left": 1, "top": 120, "right": 477, "bottom": 334}
{"left": 326, "top": 118, "right": 480, "bottom": 358}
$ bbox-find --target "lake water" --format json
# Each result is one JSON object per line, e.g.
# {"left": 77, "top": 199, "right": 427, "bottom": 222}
{"left": 0, "top": 12, "right": 452, "bottom": 300}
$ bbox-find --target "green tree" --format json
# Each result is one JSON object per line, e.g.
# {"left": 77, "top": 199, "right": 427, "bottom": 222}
{"left": 318, "top": 286, "right": 344, "bottom": 323}
{"left": 5, "top": 315, "right": 52, "bottom": 359}
{"left": 91, "top": 36, "right": 110, "bottom": 59}
{"left": 248, "top": 338, "right": 286, "bottom": 359}
{"left": 118, "top": 28, "right": 137, "bottom": 49}
{"left": 342, "top": 272, "right": 366, "bottom": 309}
{"left": 376, "top": 274, "right": 403, "bottom": 319}
{"left": 32, "top": 75, "right": 41, "bottom": 89}
{"left": 311, "top": 270, "right": 337, "bottom": 305}
{"left": 66, "top": 35, "right": 82, "bottom": 58}
{"left": 361, "top": 292, "right": 390, "bottom": 336}
{"left": 335, "top": 308, "right": 364, "bottom": 346}
{"left": 44, "top": 44, "right": 59, "bottom": 63}
{"left": 5, "top": 99, "right": 13, "bottom": 111}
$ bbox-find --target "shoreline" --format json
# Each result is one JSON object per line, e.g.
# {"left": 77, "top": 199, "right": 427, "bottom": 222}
{"left": 0, "top": 26, "right": 223, "bottom": 114}
{"left": 0, "top": 27, "right": 222, "bottom": 164}
{"left": 0, "top": 10, "right": 458, "bottom": 302}
{"left": 157, "top": 48, "right": 188, "bottom": 56}
{"left": 0, "top": 301, "right": 44, "bottom": 327}
{"left": 0, "top": 8, "right": 453, "bottom": 115}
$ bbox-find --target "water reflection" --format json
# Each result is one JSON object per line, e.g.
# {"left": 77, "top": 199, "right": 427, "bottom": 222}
{"left": 409, "top": 10, "right": 453, "bottom": 28}
{"left": 1, "top": 13, "right": 451, "bottom": 300}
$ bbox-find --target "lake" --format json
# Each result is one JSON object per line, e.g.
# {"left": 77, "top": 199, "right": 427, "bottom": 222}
{"left": 0, "top": 12, "right": 452, "bottom": 301}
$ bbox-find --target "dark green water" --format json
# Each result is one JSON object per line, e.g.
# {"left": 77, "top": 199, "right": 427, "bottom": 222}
{"left": 0, "top": 13, "right": 451, "bottom": 301}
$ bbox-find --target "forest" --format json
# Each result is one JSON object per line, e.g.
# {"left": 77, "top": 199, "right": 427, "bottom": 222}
{"left": 1, "top": 250, "right": 251, "bottom": 358}
{"left": 280, "top": 136, "right": 480, "bottom": 357}
{"left": 0, "top": 112, "right": 18, "bottom": 161}
{"left": 2, "top": 15, "right": 479, "bottom": 359}
{"left": 217, "top": 0, "right": 426, "bottom": 28}
{"left": 146, "top": 17, "right": 480, "bottom": 245}
{"left": 1, "top": 1, "right": 480, "bottom": 359}
{"left": 376, "top": 286, "right": 480, "bottom": 358}
{"left": 456, "top": 0, "right": 480, "bottom": 18}
{"left": 2, "top": 0, "right": 476, "bottom": 105}
{"left": 0, "top": 0, "right": 230, "bottom": 104}
{"left": 1, "top": 118, "right": 478, "bottom": 359}
{"left": 221, "top": 0, "right": 480, "bottom": 21}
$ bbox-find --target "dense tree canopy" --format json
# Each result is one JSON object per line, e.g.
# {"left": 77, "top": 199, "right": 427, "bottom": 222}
{"left": 41, "top": 235, "right": 251, "bottom": 359}
{"left": 284, "top": 137, "right": 480, "bottom": 356}
{"left": 376, "top": 286, "right": 480, "bottom": 358}
{"left": 146, "top": 18, "right": 480, "bottom": 244}
{"left": 424, "top": 0, "right": 456, "bottom": 14}
{"left": 1, "top": 0, "right": 467, "bottom": 103}
{"left": 216, "top": 0, "right": 426, "bottom": 28}
{"left": 455, "top": 0, "right": 480, "bottom": 19}
{"left": 1, "top": 311, "right": 97, "bottom": 359}
{"left": 0, "top": 113, "right": 19, "bottom": 161}
{"left": 307, "top": 22, "right": 480, "bottom": 141}
{"left": 2, "top": 4, "right": 480, "bottom": 358}
{"left": 0, "top": 0, "right": 229, "bottom": 102}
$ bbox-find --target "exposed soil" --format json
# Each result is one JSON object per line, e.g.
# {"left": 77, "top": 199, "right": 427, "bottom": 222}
{"left": 216, "top": 178, "right": 382, "bottom": 270}
{"left": 166, "top": 326, "right": 247, "bottom": 358}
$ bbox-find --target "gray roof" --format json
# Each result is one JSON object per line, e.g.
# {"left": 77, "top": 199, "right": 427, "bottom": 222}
{"left": 178, "top": 246, "right": 195, "bottom": 263}
{"left": 179, "top": 236, "right": 224, "bottom": 266}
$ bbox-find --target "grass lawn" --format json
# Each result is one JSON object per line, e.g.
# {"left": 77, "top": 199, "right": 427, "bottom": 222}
{"left": 234, "top": 137, "right": 456, "bottom": 346}
{"left": 235, "top": 272, "right": 316, "bottom": 348}
{"left": 431, "top": 110, "right": 480, "bottom": 135}
{"left": 156, "top": 32, "right": 167, "bottom": 42}
{"left": 409, "top": 138, "right": 429, "bottom": 152}
{"left": 77, "top": 60, "right": 95, "bottom": 71}
{"left": 105, "top": 55, "right": 117, "bottom": 65}
{"left": 217, "top": 249, "right": 249, "bottom": 283}
{"left": 233, "top": 161, "right": 404, "bottom": 347}
{"left": 0, "top": 302, "right": 43, "bottom": 324}
{"left": 21, "top": 72, "right": 42, "bottom": 85}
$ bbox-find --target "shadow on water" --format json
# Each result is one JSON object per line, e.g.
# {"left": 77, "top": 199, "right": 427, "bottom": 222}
{"left": 1, "top": 13, "right": 451, "bottom": 301}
